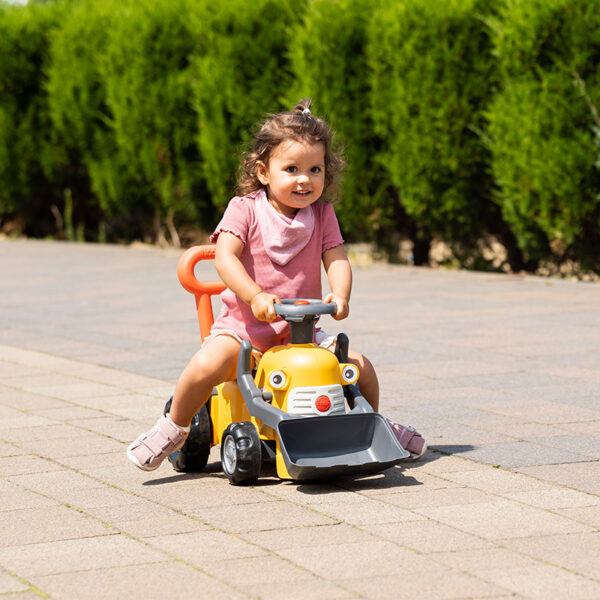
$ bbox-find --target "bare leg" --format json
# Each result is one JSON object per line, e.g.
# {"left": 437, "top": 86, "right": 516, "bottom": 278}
{"left": 347, "top": 348, "right": 379, "bottom": 412}
{"left": 169, "top": 335, "right": 240, "bottom": 427}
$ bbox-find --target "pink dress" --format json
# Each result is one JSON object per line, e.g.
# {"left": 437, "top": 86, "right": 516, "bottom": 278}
{"left": 209, "top": 189, "right": 344, "bottom": 352}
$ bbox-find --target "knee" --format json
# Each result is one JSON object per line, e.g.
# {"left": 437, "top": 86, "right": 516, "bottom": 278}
{"left": 187, "top": 351, "right": 209, "bottom": 376}
{"left": 185, "top": 349, "right": 235, "bottom": 385}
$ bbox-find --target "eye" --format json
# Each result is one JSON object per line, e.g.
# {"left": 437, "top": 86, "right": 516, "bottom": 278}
{"left": 311, "top": 166, "right": 322, "bottom": 173}
{"left": 269, "top": 370, "right": 287, "bottom": 389}
{"left": 285, "top": 166, "right": 298, "bottom": 173}
{"left": 341, "top": 364, "right": 359, "bottom": 384}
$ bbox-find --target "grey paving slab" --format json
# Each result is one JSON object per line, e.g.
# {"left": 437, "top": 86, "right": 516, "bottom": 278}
{"left": 1, "top": 238, "right": 600, "bottom": 598}
{"left": 414, "top": 499, "right": 591, "bottom": 540}
{"left": 556, "top": 505, "right": 600, "bottom": 528}
{"left": 477, "top": 565, "right": 600, "bottom": 599}
{"left": 345, "top": 570, "right": 512, "bottom": 600}
{"left": 516, "top": 461, "right": 600, "bottom": 495}
{"left": 30, "top": 562, "right": 246, "bottom": 600}
{"left": 525, "top": 434, "right": 600, "bottom": 458}
{"left": 451, "top": 440, "right": 592, "bottom": 467}
{"left": 0, "top": 569, "right": 29, "bottom": 594}
{"left": 502, "top": 531, "right": 600, "bottom": 581}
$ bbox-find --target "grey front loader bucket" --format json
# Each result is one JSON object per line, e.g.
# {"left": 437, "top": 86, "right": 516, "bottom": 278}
{"left": 276, "top": 412, "right": 409, "bottom": 481}
{"left": 236, "top": 340, "right": 411, "bottom": 481}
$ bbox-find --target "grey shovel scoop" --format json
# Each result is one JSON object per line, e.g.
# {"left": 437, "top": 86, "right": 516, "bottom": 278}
{"left": 236, "top": 330, "right": 409, "bottom": 481}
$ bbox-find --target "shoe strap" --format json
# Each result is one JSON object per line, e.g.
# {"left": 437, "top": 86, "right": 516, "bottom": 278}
{"left": 143, "top": 420, "right": 185, "bottom": 454}
{"left": 396, "top": 426, "right": 424, "bottom": 454}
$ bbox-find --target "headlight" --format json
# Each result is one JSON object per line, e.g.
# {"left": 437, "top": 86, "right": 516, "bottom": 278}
{"left": 268, "top": 370, "right": 288, "bottom": 389}
{"left": 340, "top": 364, "right": 359, "bottom": 384}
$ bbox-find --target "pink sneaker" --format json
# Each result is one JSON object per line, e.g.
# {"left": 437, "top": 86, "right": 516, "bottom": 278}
{"left": 386, "top": 419, "right": 427, "bottom": 460}
{"left": 127, "top": 415, "right": 188, "bottom": 471}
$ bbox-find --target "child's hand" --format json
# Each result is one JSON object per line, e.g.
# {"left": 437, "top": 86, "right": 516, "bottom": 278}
{"left": 324, "top": 293, "right": 349, "bottom": 321}
{"left": 250, "top": 292, "right": 281, "bottom": 322}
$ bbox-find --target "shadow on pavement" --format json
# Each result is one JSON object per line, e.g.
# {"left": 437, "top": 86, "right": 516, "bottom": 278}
{"left": 430, "top": 444, "right": 476, "bottom": 455}
{"left": 142, "top": 472, "right": 207, "bottom": 486}
{"left": 141, "top": 448, "right": 473, "bottom": 489}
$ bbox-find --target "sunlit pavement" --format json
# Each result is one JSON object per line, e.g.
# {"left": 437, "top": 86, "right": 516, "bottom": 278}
{"left": 1, "top": 238, "right": 599, "bottom": 599}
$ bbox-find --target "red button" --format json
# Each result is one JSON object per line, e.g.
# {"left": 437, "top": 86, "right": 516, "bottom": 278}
{"left": 315, "top": 395, "right": 331, "bottom": 412}
{"left": 294, "top": 300, "right": 310, "bottom": 305}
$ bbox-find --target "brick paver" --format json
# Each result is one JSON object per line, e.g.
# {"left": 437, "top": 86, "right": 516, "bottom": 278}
{"left": 1, "top": 238, "right": 599, "bottom": 598}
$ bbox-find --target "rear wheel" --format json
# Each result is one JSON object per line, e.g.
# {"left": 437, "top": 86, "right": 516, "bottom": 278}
{"left": 221, "top": 421, "right": 261, "bottom": 485}
{"left": 163, "top": 398, "right": 211, "bottom": 472}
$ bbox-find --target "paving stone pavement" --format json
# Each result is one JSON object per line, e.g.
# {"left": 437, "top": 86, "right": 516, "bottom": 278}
{"left": 0, "top": 238, "right": 599, "bottom": 599}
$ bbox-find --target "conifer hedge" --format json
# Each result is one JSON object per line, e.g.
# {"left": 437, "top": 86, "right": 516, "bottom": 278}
{"left": 47, "top": 0, "right": 204, "bottom": 243}
{"left": 288, "top": 0, "right": 387, "bottom": 243}
{"left": 191, "top": 0, "right": 302, "bottom": 211}
{"left": 485, "top": 0, "right": 600, "bottom": 270}
{"left": 0, "top": 2, "right": 64, "bottom": 236}
{"left": 368, "top": 0, "right": 505, "bottom": 264}
{"left": 0, "top": 0, "right": 598, "bottom": 272}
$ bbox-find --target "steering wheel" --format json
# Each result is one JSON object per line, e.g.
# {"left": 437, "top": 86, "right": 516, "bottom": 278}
{"left": 274, "top": 299, "right": 336, "bottom": 322}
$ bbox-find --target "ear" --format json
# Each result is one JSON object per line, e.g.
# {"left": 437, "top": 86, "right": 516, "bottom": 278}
{"left": 255, "top": 161, "right": 269, "bottom": 186}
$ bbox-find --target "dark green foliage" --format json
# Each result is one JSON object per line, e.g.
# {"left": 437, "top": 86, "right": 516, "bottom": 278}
{"left": 99, "top": 0, "right": 202, "bottom": 242}
{"left": 486, "top": 0, "right": 600, "bottom": 270}
{"left": 0, "top": 2, "right": 64, "bottom": 235}
{"left": 47, "top": 0, "right": 202, "bottom": 242}
{"left": 45, "top": 0, "right": 115, "bottom": 240}
{"left": 368, "top": 0, "right": 499, "bottom": 260}
{"left": 288, "top": 0, "right": 386, "bottom": 242}
{"left": 190, "top": 0, "right": 302, "bottom": 211}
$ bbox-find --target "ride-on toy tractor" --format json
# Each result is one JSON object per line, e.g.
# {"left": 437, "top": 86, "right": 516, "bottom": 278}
{"left": 167, "top": 245, "right": 409, "bottom": 485}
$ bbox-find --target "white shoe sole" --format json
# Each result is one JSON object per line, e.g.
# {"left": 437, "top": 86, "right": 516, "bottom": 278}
{"left": 402, "top": 441, "right": 428, "bottom": 462}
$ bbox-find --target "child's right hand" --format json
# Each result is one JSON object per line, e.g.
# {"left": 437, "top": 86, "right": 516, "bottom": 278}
{"left": 250, "top": 292, "right": 281, "bottom": 322}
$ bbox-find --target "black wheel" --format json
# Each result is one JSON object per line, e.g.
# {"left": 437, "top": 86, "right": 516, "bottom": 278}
{"left": 163, "top": 397, "right": 212, "bottom": 473}
{"left": 220, "top": 421, "right": 262, "bottom": 486}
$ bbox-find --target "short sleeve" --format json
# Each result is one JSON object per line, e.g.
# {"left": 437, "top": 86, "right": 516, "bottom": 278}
{"left": 320, "top": 202, "right": 344, "bottom": 253}
{"left": 210, "top": 196, "right": 252, "bottom": 244}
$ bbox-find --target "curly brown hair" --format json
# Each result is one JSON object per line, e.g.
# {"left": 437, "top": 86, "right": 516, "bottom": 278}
{"left": 237, "top": 98, "right": 345, "bottom": 202}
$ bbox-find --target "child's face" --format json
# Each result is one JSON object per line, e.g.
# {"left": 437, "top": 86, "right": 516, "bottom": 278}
{"left": 256, "top": 140, "right": 326, "bottom": 216}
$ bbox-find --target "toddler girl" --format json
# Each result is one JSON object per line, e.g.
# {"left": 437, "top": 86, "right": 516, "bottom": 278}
{"left": 127, "top": 99, "right": 426, "bottom": 471}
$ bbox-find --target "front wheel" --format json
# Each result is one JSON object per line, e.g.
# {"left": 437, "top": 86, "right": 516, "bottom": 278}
{"left": 221, "top": 421, "right": 261, "bottom": 486}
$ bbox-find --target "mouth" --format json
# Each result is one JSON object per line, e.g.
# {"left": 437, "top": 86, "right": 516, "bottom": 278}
{"left": 293, "top": 190, "right": 311, "bottom": 197}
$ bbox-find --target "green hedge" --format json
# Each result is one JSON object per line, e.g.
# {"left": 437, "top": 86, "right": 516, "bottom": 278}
{"left": 47, "top": 0, "right": 202, "bottom": 243}
{"left": 486, "top": 0, "right": 600, "bottom": 270}
{"left": 0, "top": 2, "right": 64, "bottom": 236}
{"left": 288, "top": 0, "right": 387, "bottom": 243}
{"left": 368, "top": 0, "right": 501, "bottom": 262}
{"left": 42, "top": 0, "right": 297, "bottom": 242}
{"left": 1, "top": 0, "right": 599, "bottom": 272}
{"left": 192, "top": 0, "right": 302, "bottom": 213}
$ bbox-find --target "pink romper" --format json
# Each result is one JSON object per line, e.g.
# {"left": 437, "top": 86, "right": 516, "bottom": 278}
{"left": 209, "top": 189, "right": 344, "bottom": 352}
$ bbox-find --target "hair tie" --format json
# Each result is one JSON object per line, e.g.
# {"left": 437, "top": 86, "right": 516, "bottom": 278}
{"left": 302, "top": 108, "right": 311, "bottom": 115}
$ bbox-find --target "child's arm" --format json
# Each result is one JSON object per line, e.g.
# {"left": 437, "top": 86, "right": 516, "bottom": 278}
{"left": 214, "top": 232, "right": 280, "bottom": 322}
{"left": 322, "top": 245, "right": 352, "bottom": 321}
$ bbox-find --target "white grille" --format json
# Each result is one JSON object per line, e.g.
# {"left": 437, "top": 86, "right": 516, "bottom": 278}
{"left": 286, "top": 384, "right": 345, "bottom": 416}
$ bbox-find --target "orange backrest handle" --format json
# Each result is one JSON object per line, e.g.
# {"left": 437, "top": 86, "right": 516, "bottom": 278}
{"left": 177, "top": 245, "right": 227, "bottom": 342}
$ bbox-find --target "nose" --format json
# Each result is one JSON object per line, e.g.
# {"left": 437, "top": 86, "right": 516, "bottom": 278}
{"left": 297, "top": 173, "right": 309, "bottom": 184}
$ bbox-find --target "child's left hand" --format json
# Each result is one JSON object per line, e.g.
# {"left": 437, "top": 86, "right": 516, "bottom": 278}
{"left": 323, "top": 293, "right": 349, "bottom": 321}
